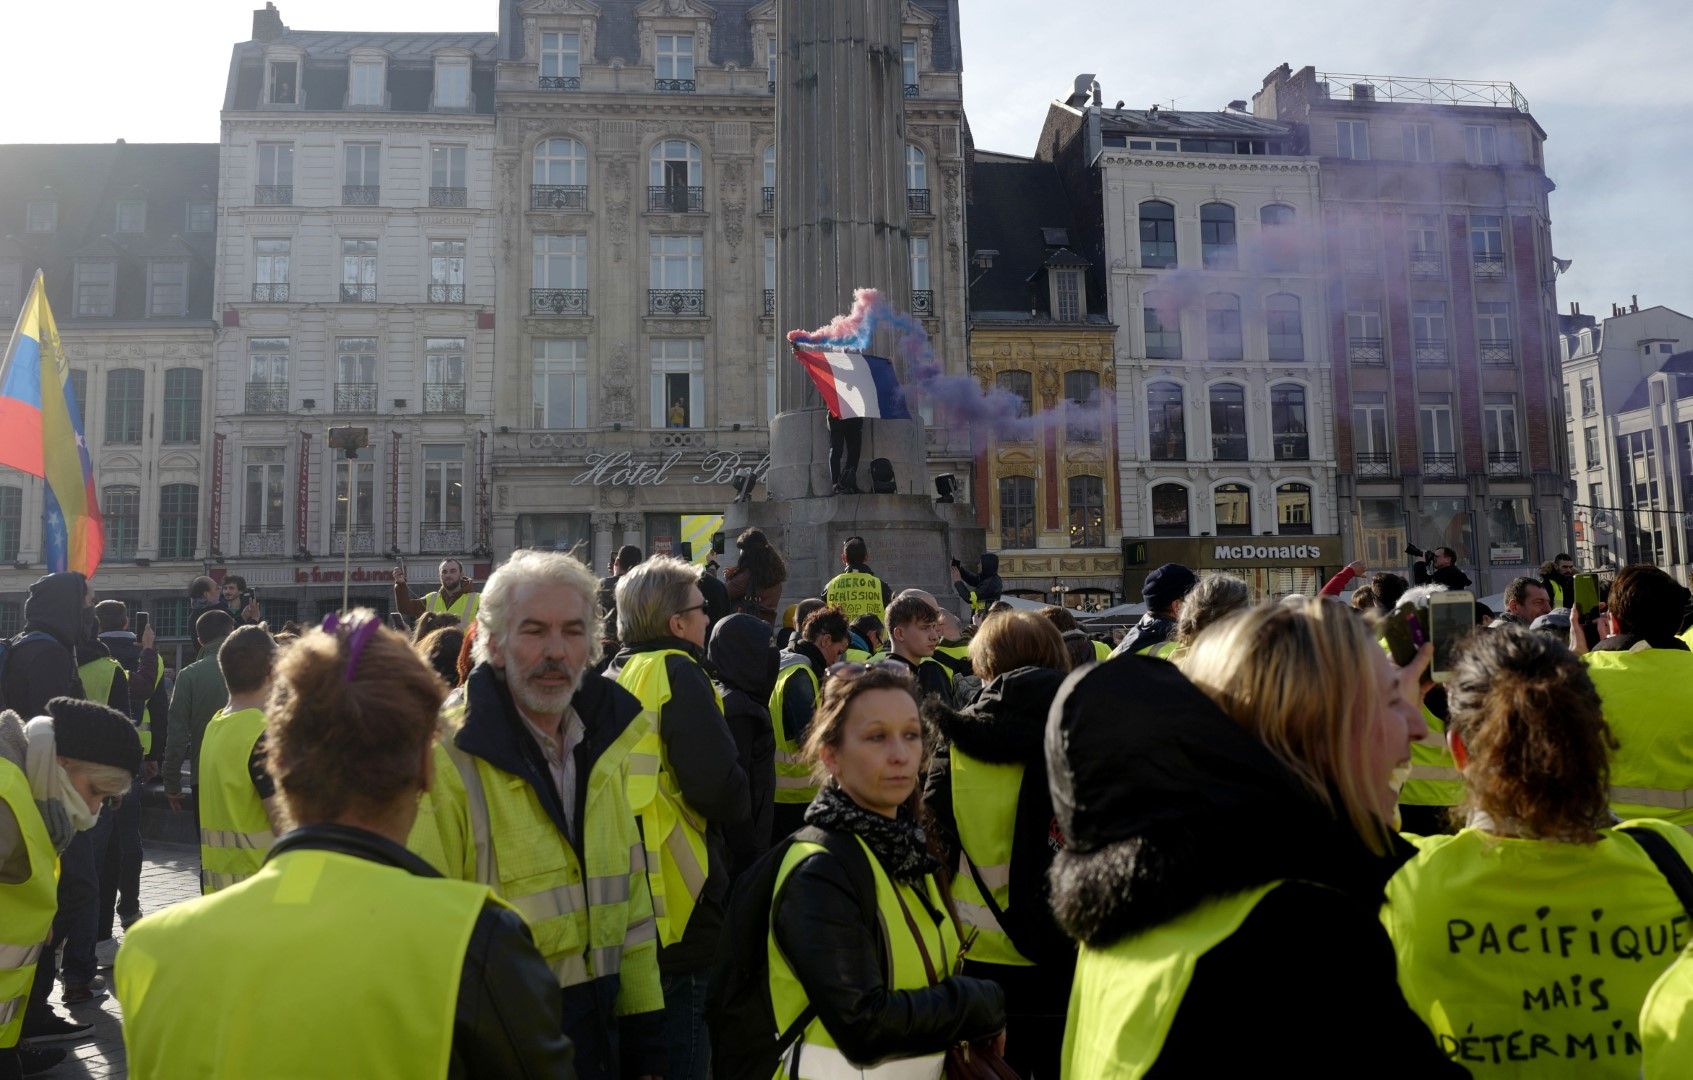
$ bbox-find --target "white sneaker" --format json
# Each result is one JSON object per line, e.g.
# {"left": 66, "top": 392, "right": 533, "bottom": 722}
{"left": 96, "top": 938, "right": 120, "bottom": 969}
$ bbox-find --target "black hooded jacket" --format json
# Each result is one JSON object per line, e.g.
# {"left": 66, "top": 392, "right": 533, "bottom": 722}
{"left": 707, "top": 613, "right": 778, "bottom": 881}
{"left": 1046, "top": 657, "right": 1466, "bottom": 1078}
{"left": 4, "top": 571, "right": 92, "bottom": 717}
{"left": 953, "top": 553, "right": 1004, "bottom": 608}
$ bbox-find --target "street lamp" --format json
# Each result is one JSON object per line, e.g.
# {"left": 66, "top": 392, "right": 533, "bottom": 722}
{"left": 327, "top": 425, "right": 370, "bottom": 613}
{"left": 1049, "top": 579, "right": 1069, "bottom": 608}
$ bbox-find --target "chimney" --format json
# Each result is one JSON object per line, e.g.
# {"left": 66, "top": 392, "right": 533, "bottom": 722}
{"left": 1632, "top": 294, "right": 1640, "bottom": 313}
{"left": 253, "top": 3, "right": 285, "bottom": 42}
{"left": 1227, "top": 99, "right": 1248, "bottom": 111}
{"left": 1568, "top": 301, "right": 1577, "bottom": 316}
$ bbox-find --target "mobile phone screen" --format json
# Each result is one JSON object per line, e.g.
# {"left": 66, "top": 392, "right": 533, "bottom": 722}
{"left": 1429, "top": 595, "right": 1475, "bottom": 681}
{"left": 1574, "top": 573, "right": 1599, "bottom": 616}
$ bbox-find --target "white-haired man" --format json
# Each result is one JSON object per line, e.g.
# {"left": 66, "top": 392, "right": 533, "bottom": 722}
{"left": 605, "top": 555, "right": 749, "bottom": 1080}
{"left": 407, "top": 550, "right": 663, "bottom": 1080}
{"left": 392, "top": 558, "right": 480, "bottom": 623}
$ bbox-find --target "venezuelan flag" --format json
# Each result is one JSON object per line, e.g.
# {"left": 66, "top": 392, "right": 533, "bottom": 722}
{"left": 0, "top": 272, "right": 103, "bottom": 576}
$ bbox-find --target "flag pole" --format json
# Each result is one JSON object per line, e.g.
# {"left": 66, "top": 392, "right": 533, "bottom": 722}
{"left": 0, "top": 270, "right": 43, "bottom": 398}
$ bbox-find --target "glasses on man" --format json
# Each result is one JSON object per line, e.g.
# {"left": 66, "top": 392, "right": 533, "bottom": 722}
{"left": 827, "top": 660, "right": 913, "bottom": 683}
{"left": 674, "top": 602, "right": 709, "bottom": 617}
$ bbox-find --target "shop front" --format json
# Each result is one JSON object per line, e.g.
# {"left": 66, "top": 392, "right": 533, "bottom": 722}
{"left": 1120, "top": 535, "right": 1346, "bottom": 602}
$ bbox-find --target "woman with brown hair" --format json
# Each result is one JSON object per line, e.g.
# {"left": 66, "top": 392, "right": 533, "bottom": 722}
{"left": 924, "top": 610, "right": 1072, "bottom": 1077}
{"left": 415, "top": 626, "right": 466, "bottom": 689}
{"left": 764, "top": 663, "right": 1005, "bottom": 1076}
{"left": 116, "top": 611, "right": 573, "bottom": 1077}
{"left": 724, "top": 527, "right": 788, "bottom": 626}
{"left": 1384, "top": 624, "right": 1693, "bottom": 1077}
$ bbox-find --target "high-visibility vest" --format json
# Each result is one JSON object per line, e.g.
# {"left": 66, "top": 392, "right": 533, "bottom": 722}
{"left": 770, "top": 835, "right": 960, "bottom": 1079}
{"left": 933, "top": 641, "right": 972, "bottom": 680}
{"left": 0, "top": 758, "right": 56, "bottom": 1049}
{"left": 768, "top": 655, "right": 820, "bottom": 806}
{"left": 425, "top": 590, "right": 479, "bottom": 623}
{"left": 1584, "top": 649, "right": 1693, "bottom": 825}
{"left": 1091, "top": 639, "right": 1111, "bottom": 664}
{"left": 408, "top": 706, "right": 665, "bottom": 1013}
{"left": 615, "top": 648, "right": 721, "bottom": 946}
{"left": 1062, "top": 881, "right": 1284, "bottom": 1077}
{"left": 115, "top": 845, "right": 493, "bottom": 1079}
{"left": 1383, "top": 822, "right": 1693, "bottom": 1077}
{"left": 1146, "top": 640, "right": 1183, "bottom": 661}
{"left": 1642, "top": 945, "right": 1693, "bottom": 1079}
{"left": 1399, "top": 702, "right": 1462, "bottom": 810}
{"left": 843, "top": 647, "right": 871, "bottom": 663}
{"left": 136, "top": 654, "right": 163, "bottom": 754}
{"left": 948, "top": 748, "right": 1030, "bottom": 967}
{"left": 77, "top": 655, "right": 124, "bottom": 710}
{"left": 824, "top": 572, "right": 885, "bottom": 622}
{"left": 1547, "top": 578, "right": 1567, "bottom": 611}
{"left": 196, "top": 706, "right": 273, "bottom": 894}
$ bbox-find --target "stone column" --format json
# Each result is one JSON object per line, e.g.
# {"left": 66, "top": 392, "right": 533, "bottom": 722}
{"left": 590, "top": 511, "right": 617, "bottom": 575}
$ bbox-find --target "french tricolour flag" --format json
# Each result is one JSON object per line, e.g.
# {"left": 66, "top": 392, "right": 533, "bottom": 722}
{"left": 792, "top": 347, "right": 911, "bottom": 421}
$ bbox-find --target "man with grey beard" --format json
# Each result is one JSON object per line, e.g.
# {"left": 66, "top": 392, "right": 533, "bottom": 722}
{"left": 411, "top": 549, "right": 664, "bottom": 1080}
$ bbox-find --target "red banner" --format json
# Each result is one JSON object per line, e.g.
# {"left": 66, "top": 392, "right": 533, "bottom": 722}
{"left": 209, "top": 431, "right": 225, "bottom": 555}
{"left": 390, "top": 431, "right": 401, "bottom": 552}
{"left": 296, "top": 431, "right": 312, "bottom": 552}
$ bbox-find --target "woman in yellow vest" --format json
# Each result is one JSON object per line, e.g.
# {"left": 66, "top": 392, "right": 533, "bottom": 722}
{"left": 1051, "top": 597, "right": 1465, "bottom": 1077}
{"left": 924, "top": 610, "right": 1072, "bottom": 1078}
{"left": 1384, "top": 624, "right": 1693, "bottom": 1077}
{"left": 0, "top": 698, "right": 140, "bottom": 1078}
{"left": 770, "top": 662, "right": 1005, "bottom": 1077}
{"left": 115, "top": 612, "right": 574, "bottom": 1078}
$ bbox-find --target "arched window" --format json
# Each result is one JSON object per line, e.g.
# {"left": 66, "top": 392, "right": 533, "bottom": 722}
{"left": 999, "top": 475, "right": 1036, "bottom": 549}
{"left": 1260, "top": 204, "right": 1298, "bottom": 271}
{"left": 649, "top": 139, "right": 702, "bottom": 212}
{"left": 1205, "top": 293, "right": 1242, "bottom": 361}
{"left": 1266, "top": 293, "right": 1304, "bottom": 361}
{"left": 1068, "top": 474, "right": 1105, "bottom": 548}
{"left": 1144, "top": 291, "right": 1181, "bottom": 359}
{"left": 762, "top": 145, "right": 776, "bottom": 213}
{"left": 1271, "top": 383, "right": 1309, "bottom": 460}
{"left": 1214, "top": 483, "right": 1252, "bottom": 536}
{"left": 996, "top": 370, "right": 1033, "bottom": 422}
{"left": 1201, "top": 203, "right": 1238, "bottom": 269}
{"left": 1151, "top": 483, "right": 1189, "bottom": 537}
{"left": 1208, "top": 383, "right": 1247, "bottom": 461}
{"left": 906, "top": 145, "right": 929, "bottom": 214}
{"left": 1277, "top": 482, "right": 1314, "bottom": 535}
{"left": 1148, "top": 381, "right": 1185, "bottom": 461}
{"left": 1064, "top": 370, "right": 1101, "bottom": 442}
{"left": 1139, "top": 200, "right": 1176, "bottom": 268}
{"left": 532, "top": 138, "right": 588, "bottom": 210}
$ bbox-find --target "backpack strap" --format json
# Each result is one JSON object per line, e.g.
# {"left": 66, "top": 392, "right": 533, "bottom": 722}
{"left": 1619, "top": 825, "right": 1693, "bottom": 921}
{"left": 771, "top": 825, "right": 881, "bottom": 1061}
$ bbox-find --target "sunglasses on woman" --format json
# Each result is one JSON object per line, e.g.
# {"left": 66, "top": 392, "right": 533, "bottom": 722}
{"left": 826, "top": 660, "right": 913, "bottom": 683}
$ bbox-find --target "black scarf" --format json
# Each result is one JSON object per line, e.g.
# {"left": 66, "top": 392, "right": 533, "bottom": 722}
{"left": 805, "top": 783, "right": 940, "bottom": 885}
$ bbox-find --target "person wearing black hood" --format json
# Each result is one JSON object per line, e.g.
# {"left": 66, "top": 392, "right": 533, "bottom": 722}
{"left": 924, "top": 610, "right": 1074, "bottom": 1079}
{"left": 950, "top": 552, "right": 1003, "bottom": 619}
{"left": 1049, "top": 597, "right": 1465, "bottom": 1077}
{"left": 3, "top": 571, "right": 98, "bottom": 720}
{"left": 1109, "top": 562, "right": 1198, "bottom": 658}
{"left": 707, "top": 612, "right": 778, "bottom": 881}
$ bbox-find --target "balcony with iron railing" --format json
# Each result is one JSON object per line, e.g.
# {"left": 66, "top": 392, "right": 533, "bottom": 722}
{"left": 422, "top": 523, "right": 466, "bottom": 553}
{"left": 1487, "top": 450, "right": 1523, "bottom": 478}
{"left": 910, "top": 290, "right": 933, "bottom": 317}
{"left": 761, "top": 187, "right": 774, "bottom": 214}
{"left": 1422, "top": 452, "right": 1459, "bottom": 480}
{"left": 531, "top": 288, "right": 589, "bottom": 316}
{"left": 655, "top": 78, "right": 696, "bottom": 93}
{"left": 254, "top": 185, "right": 292, "bottom": 205}
{"left": 647, "top": 186, "right": 704, "bottom": 213}
{"left": 342, "top": 184, "right": 380, "bottom": 206}
{"left": 903, "top": 83, "right": 918, "bottom": 98}
{"left": 1355, "top": 452, "right": 1394, "bottom": 478}
{"left": 1414, "top": 340, "right": 1449, "bottom": 365}
{"left": 1472, "top": 252, "right": 1506, "bottom": 280}
{"left": 539, "top": 75, "right": 580, "bottom": 90}
{"left": 330, "top": 525, "right": 376, "bottom": 555}
{"left": 429, "top": 187, "right": 468, "bottom": 208}
{"left": 335, "top": 382, "right": 377, "bottom": 413}
{"left": 245, "top": 382, "right": 289, "bottom": 414}
{"left": 1345, "top": 249, "right": 1376, "bottom": 274}
{"left": 907, "top": 189, "right": 931, "bottom": 215}
{"left": 1211, "top": 434, "right": 1249, "bottom": 462}
{"left": 1315, "top": 73, "right": 1530, "bottom": 112}
{"left": 252, "top": 282, "right": 290, "bottom": 302}
{"left": 530, "top": 185, "right": 587, "bottom": 211}
{"left": 763, "top": 289, "right": 775, "bottom": 316}
{"left": 428, "top": 283, "right": 464, "bottom": 303}
{"left": 424, "top": 382, "right": 465, "bottom": 414}
{"left": 1348, "top": 337, "right": 1385, "bottom": 365}
{"left": 340, "top": 283, "right": 377, "bottom": 303}
{"left": 241, "top": 528, "right": 286, "bottom": 558}
{"left": 648, "top": 289, "right": 705, "bottom": 317}
{"left": 1409, "top": 250, "right": 1444, "bottom": 279}
{"left": 1274, "top": 434, "right": 1310, "bottom": 461}
{"left": 1479, "top": 339, "right": 1514, "bottom": 365}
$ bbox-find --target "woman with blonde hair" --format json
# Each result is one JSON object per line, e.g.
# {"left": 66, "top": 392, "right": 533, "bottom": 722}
{"left": 1146, "top": 573, "right": 1251, "bottom": 661}
{"left": 1051, "top": 597, "right": 1463, "bottom": 1077}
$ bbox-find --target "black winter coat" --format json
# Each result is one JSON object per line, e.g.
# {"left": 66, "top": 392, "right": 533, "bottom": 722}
{"left": 708, "top": 613, "right": 778, "bottom": 881}
{"left": 1047, "top": 656, "right": 1468, "bottom": 1078}
{"left": 3, "top": 571, "right": 90, "bottom": 718}
{"left": 1108, "top": 611, "right": 1176, "bottom": 658}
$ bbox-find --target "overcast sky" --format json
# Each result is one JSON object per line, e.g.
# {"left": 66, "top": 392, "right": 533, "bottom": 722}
{"left": 3, "top": 0, "right": 1688, "bottom": 318}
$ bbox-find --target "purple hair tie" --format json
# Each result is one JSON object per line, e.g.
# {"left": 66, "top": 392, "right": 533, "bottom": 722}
{"left": 321, "top": 611, "right": 381, "bottom": 679}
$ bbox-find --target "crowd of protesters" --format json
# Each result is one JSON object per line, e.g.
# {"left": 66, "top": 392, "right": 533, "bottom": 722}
{"left": 6, "top": 536, "right": 1693, "bottom": 1078}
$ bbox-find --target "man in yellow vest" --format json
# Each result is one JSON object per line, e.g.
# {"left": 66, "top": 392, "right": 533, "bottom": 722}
{"left": 846, "top": 613, "right": 883, "bottom": 662}
{"left": 607, "top": 555, "right": 749, "bottom": 1080}
{"left": 823, "top": 536, "right": 892, "bottom": 622}
{"left": 393, "top": 557, "right": 481, "bottom": 624}
{"left": 93, "top": 600, "right": 165, "bottom": 941}
{"left": 884, "top": 593, "right": 956, "bottom": 707}
{"left": 198, "top": 626, "right": 283, "bottom": 894}
{"left": 1540, "top": 552, "right": 1575, "bottom": 613}
{"left": 1578, "top": 564, "right": 1693, "bottom": 825}
{"left": 409, "top": 549, "right": 664, "bottom": 1079}
{"left": 769, "top": 606, "right": 850, "bottom": 838}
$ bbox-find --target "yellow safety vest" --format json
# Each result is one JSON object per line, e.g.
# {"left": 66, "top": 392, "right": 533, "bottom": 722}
{"left": 768, "top": 656, "right": 820, "bottom": 806}
{"left": 116, "top": 845, "right": 492, "bottom": 1079}
{"left": 843, "top": 647, "right": 871, "bottom": 663}
{"left": 1547, "top": 578, "right": 1567, "bottom": 610}
{"left": 824, "top": 572, "right": 884, "bottom": 622}
{"left": 1399, "top": 702, "right": 1462, "bottom": 810}
{"left": 949, "top": 749, "right": 1030, "bottom": 967}
{"left": 770, "top": 836, "right": 960, "bottom": 1079}
{"left": 1584, "top": 650, "right": 1693, "bottom": 825}
{"left": 1146, "top": 640, "right": 1183, "bottom": 661}
{"left": 406, "top": 706, "right": 664, "bottom": 1013}
{"left": 425, "top": 589, "right": 479, "bottom": 622}
{"left": 1641, "top": 944, "right": 1693, "bottom": 1079}
{"left": 615, "top": 648, "right": 721, "bottom": 947}
{"left": 1091, "top": 639, "right": 1111, "bottom": 664}
{"left": 77, "top": 655, "right": 124, "bottom": 710}
{"left": 196, "top": 706, "right": 273, "bottom": 894}
{"left": 1062, "top": 881, "right": 1284, "bottom": 1078}
{"left": 136, "top": 654, "right": 163, "bottom": 754}
{"left": 0, "top": 758, "right": 56, "bottom": 1049}
{"left": 1383, "top": 822, "right": 1693, "bottom": 1076}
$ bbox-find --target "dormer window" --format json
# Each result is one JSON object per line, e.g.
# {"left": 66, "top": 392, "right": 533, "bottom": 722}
{"left": 902, "top": 41, "right": 917, "bottom": 95}
{"left": 267, "top": 59, "right": 297, "bottom": 104}
{"left": 26, "top": 199, "right": 57, "bottom": 234}
{"left": 349, "top": 58, "right": 385, "bottom": 107}
{"left": 1053, "top": 270, "right": 1082, "bottom": 322}
{"left": 435, "top": 57, "right": 471, "bottom": 109}
{"left": 186, "top": 200, "right": 215, "bottom": 233}
{"left": 541, "top": 32, "right": 581, "bottom": 89}
{"left": 655, "top": 34, "right": 694, "bottom": 92}
{"left": 115, "top": 198, "right": 146, "bottom": 234}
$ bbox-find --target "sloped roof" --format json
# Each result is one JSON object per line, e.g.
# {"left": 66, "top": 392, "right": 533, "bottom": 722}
{"left": 1099, "top": 107, "right": 1295, "bottom": 138}
{"left": 968, "top": 152, "right": 1110, "bottom": 326}
{"left": 1618, "top": 350, "right": 1693, "bottom": 413}
{"left": 225, "top": 29, "right": 498, "bottom": 114}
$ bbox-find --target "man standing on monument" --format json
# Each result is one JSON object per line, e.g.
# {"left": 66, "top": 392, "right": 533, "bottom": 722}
{"left": 393, "top": 558, "right": 480, "bottom": 624}
{"left": 823, "top": 536, "right": 892, "bottom": 622}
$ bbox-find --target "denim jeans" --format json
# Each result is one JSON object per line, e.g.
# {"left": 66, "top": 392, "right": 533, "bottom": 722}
{"left": 99, "top": 788, "right": 143, "bottom": 937}
{"left": 660, "top": 970, "right": 711, "bottom": 1080}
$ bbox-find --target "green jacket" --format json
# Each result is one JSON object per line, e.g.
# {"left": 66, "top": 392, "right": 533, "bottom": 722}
{"left": 162, "top": 636, "right": 231, "bottom": 794}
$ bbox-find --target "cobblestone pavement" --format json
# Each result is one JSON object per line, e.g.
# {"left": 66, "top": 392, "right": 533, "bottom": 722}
{"left": 32, "top": 843, "right": 200, "bottom": 1079}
